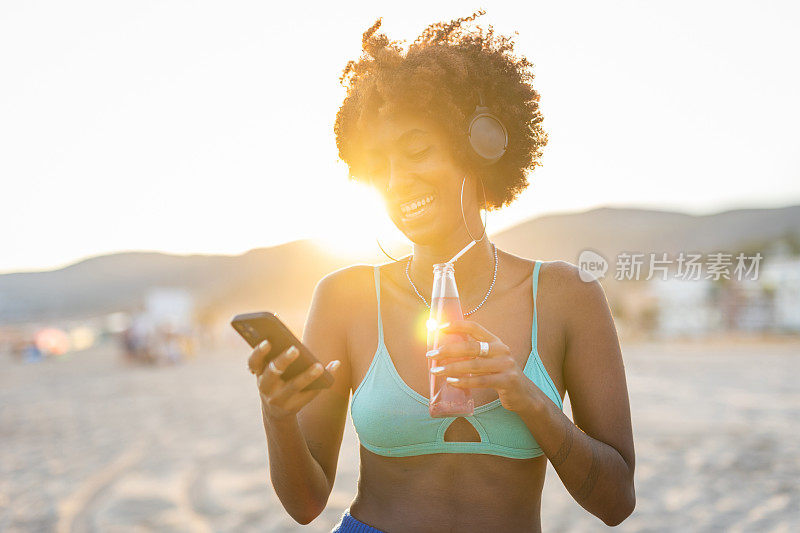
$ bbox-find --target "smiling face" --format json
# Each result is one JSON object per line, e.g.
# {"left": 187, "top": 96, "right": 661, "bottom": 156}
{"left": 358, "top": 113, "right": 480, "bottom": 246}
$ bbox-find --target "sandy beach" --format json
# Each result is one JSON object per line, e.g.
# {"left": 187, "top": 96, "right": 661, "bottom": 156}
{"left": 1, "top": 338, "right": 798, "bottom": 532}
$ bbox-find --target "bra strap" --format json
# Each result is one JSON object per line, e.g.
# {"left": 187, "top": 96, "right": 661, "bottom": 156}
{"left": 531, "top": 260, "right": 541, "bottom": 349}
{"left": 373, "top": 266, "right": 384, "bottom": 343}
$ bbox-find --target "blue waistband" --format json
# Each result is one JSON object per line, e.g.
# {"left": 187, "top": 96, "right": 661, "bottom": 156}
{"left": 331, "top": 509, "right": 386, "bottom": 533}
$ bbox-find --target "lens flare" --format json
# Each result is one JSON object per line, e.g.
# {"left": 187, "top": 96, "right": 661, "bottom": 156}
{"left": 313, "top": 180, "right": 404, "bottom": 258}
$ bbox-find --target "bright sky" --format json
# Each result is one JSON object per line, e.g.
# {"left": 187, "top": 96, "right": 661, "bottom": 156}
{"left": 1, "top": 1, "right": 798, "bottom": 274}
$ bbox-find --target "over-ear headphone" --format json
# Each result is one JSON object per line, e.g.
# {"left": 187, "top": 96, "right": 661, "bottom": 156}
{"left": 466, "top": 89, "right": 508, "bottom": 165}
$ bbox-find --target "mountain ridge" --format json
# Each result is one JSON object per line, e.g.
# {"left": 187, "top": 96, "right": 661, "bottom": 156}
{"left": 2, "top": 204, "right": 798, "bottom": 326}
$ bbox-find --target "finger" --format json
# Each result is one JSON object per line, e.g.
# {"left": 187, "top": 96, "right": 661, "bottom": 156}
{"left": 439, "top": 320, "right": 498, "bottom": 342}
{"left": 427, "top": 340, "right": 502, "bottom": 361}
{"left": 260, "top": 344, "right": 301, "bottom": 377}
{"left": 289, "top": 358, "right": 341, "bottom": 395}
{"left": 257, "top": 346, "right": 301, "bottom": 394}
{"left": 431, "top": 355, "right": 515, "bottom": 377}
{"left": 425, "top": 340, "right": 473, "bottom": 361}
{"left": 247, "top": 339, "right": 273, "bottom": 374}
{"left": 258, "top": 365, "right": 283, "bottom": 397}
{"left": 270, "top": 362, "right": 326, "bottom": 404}
{"left": 282, "top": 360, "right": 341, "bottom": 410}
{"left": 445, "top": 373, "right": 508, "bottom": 389}
{"left": 261, "top": 355, "right": 340, "bottom": 399}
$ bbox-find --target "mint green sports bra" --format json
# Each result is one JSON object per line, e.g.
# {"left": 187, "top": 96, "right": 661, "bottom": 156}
{"left": 350, "top": 260, "right": 564, "bottom": 459}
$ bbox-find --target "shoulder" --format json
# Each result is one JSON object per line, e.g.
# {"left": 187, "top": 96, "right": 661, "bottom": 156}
{"left": 496, "top": 254, "right": 607, "bottom": 315}
{"left": 313, "top": 263, "right": 381, "bottom": 309}
{"left": 538, "top": 259, "right": 605, "bottom": 295}
{"left": 495, "top": 251, "right": 577, "bottom": 291}
{"left": 306, "top": 264, "right": 377, "bottom": 359}
{"left": 539, "top": 260, "right": 611, "bottom": 324}
{"left": 317, "top": 263, "right": 374, "bottom": 287}
{"left": 493, "top": 250, "right": 588, "bottom": 289}
{"left": 538, "top": 259, "right": 582, "bottom": 288}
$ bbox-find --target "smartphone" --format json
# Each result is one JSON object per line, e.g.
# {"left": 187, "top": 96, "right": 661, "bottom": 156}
{"left": 231, "top": 311, "right": 333, "bottom": 391}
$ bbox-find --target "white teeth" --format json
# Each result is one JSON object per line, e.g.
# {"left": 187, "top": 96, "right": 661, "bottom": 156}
{"left": 400, "top": 195, "right": 435, "bottom": 216}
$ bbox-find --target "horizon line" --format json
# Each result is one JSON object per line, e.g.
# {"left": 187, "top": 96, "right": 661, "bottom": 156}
{"left": 3, "top": 200, "right": 799, "bottom": 276}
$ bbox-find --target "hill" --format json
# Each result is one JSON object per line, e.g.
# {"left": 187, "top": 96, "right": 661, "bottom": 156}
{"left": 1, "top": 204, "right": 798, "bottom": 327}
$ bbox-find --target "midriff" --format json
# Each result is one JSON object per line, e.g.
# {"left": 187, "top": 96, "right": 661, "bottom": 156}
{"left": 349, "top": 449, "right": 546, "bottom": 532}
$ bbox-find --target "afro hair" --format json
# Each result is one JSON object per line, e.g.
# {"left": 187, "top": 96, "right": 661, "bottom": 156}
{"left": 334, "top": 9, "right": 548, "bottom": 211}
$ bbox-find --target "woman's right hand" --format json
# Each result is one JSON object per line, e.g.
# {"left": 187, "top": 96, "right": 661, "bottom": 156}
{"left": 248, "top": 340, "right": 341, "bottom": 422}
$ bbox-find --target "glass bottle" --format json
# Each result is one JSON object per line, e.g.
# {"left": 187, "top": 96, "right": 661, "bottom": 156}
{"left": 427, "top": 262, "right": 474, "bottom": 417}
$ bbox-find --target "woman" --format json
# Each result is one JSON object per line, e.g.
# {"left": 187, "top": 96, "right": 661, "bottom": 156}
{"left": 247, "top": 11, "right": 635, "bottom": 532}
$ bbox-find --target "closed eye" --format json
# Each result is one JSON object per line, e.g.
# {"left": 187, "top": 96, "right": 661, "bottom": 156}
{"left": 409, "top": 147, "right": 431, "bottom": 160}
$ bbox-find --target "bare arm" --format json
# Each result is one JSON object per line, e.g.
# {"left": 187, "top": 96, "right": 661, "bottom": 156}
{"left": 518, "top": 261, "right": 635, "bottom": 526}
{"left": 252, "top": 268, "right": 355, "bottom": 524}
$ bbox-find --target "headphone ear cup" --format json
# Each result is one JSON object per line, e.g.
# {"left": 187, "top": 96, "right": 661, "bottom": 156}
{"left": 468, "top": 110, "right": 508, "bottom": 165}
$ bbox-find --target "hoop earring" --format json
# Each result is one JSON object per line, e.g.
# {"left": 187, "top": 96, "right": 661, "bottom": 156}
{"left": 460, "top": 174, "right": 489, "bottom": 243}
{"left": 374, "top": 236, "right": 409, "bottom": 263}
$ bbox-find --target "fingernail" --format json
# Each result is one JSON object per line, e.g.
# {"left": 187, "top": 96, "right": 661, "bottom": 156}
{"left": 288, "top": 346, "right": 299, "bottom": 356}
{"left": 330, "top": 360, "right": 341, "bottom": 371}
{"left": 438, "top": 322, "right": 451, "bottom": 329}
{"left": 430, "top": 366, "right": 445, "bottom": 374}
{"left": 313, "top": 363, "right": 323, "bottom": 372}
{"left": 426, "top": 349, "right": 440, "bottom": 358}
{"left": 259, "top": 340, "right": 269, "bottom": 350}
{"left": 446, "top": 377, "right": 460, "bottom": 383}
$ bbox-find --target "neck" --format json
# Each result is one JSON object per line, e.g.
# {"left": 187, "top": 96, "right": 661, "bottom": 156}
{"left": 407, "top": 236, "right": 496, "bottom": 309}
{"left": 404, "top": 176, "right": 496, "bottom": 308}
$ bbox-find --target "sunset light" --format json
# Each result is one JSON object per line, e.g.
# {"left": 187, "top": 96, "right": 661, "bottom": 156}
{"left": 313, "top": 180, "right": 407, "bottom": 259}
{"left": 2, "top": 4, "right": 800, "bottom": 531}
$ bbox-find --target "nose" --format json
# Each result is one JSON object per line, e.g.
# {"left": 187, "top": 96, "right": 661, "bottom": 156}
{"left": 386, "top": 157, "right": 414, "bottom": 197}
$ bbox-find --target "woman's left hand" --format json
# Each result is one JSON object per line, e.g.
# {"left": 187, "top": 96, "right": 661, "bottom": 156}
{"left": 428, "top": 320, "right": 548, "bottom": 414}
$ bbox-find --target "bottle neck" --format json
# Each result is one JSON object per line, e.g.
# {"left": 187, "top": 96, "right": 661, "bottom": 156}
{"left": 432, "top": 265, "right": 458, "bottom": 299}
{"left": 408, "top": 238, "right": 496, "bottom": 303}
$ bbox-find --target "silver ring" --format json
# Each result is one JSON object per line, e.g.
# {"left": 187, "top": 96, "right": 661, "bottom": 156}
{"left": 268, "top": 360, "right": 280, "bottom": 374}
{"left": 478, "top": 341, "right": 489, "bottom": 357}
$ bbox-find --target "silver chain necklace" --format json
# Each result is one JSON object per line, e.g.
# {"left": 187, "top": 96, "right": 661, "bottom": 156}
{"left": 405, "top": 242, "right": 498, "bottom": 316}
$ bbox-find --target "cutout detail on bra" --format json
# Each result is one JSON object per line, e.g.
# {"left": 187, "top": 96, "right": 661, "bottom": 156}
{"left": 443, "top": 417, "right": 483, "bottom": 442}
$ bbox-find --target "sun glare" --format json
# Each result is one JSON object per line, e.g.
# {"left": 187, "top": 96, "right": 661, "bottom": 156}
{"left": 313, "top": 181, "right": 405, "bottom": 259}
